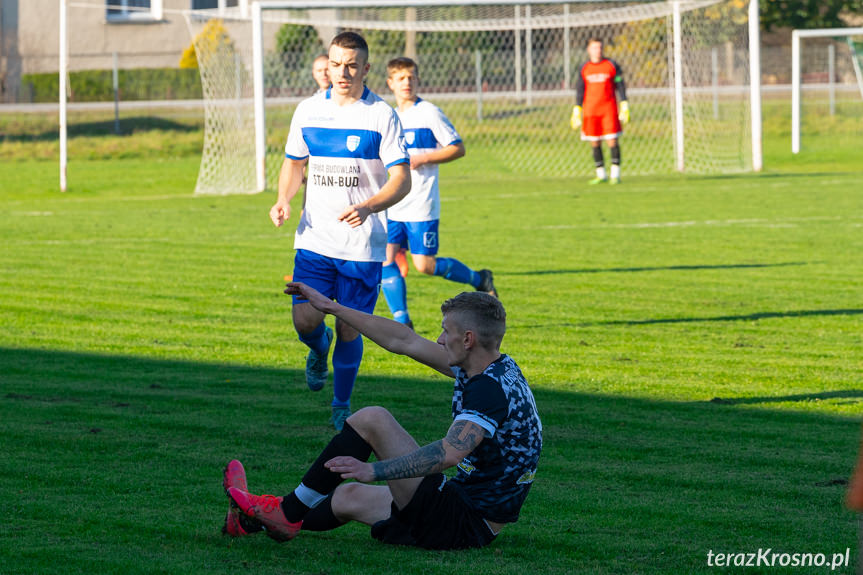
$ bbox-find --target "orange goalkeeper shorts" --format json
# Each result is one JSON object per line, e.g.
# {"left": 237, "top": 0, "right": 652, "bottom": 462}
{"left": 581, "top": 113, "right": 621, "bottom": 141}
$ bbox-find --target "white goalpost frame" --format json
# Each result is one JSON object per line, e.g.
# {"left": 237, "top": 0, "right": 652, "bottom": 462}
{"left": 672, "top": 0, "right": 684, "bottom": 172}
{"left": 57, "top": 0, "right": 763, "bottom": 192}
{"left": 252, "top": 0, "right": 583, "bottom": 192}
{"left": 56, "top": 0, "right": 252, "bottom": 192}
{"left": 60, "top": 0, "right": 68, "bottom": 192}
{"left": 791, "top": 26, "right": 863, "bottom": 154}
{"left": 748, "top": 0, "right": 761, "bottom": 172}
{"left": 250, "top": 0, "right": 763, "bottom": 191}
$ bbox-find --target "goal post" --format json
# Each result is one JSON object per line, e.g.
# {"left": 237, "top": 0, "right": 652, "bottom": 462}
{"left": 792, "top": 27, "right": 863, "bottom": 154}
{"left": 186, "top": 0, "right": 761, "bottom": 195}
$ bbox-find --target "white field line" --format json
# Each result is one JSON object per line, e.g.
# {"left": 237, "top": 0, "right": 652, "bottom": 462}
{"left": 538, "top": 216, "right": 847, "bottom": 230}
{"left": 6, "top": 216, "right": 855, "bottom": 247}
{"left": 7, "top": 234, "right": 289, "bottom": 246}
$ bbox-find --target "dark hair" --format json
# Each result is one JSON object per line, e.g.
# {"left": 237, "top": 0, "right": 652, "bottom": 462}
{"left": 441, "top": 292, "right": 506, "bottom": 350}
{"left": 387, "top": 56, "right": 419, "bottom": 77}
{"left": 330, "top": 31, "right": 369, "bottom": 61}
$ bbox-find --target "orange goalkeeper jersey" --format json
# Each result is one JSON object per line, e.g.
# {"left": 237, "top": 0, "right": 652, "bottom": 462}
{"left": 576, "top": 59, "right": 627, "bottom": 118}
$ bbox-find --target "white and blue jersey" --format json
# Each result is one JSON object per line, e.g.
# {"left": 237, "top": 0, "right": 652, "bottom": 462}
{"left": 286, "top": 87, "right": 409, "bottom": 262}
{"left": 387, "top": 98, "right": 461, "bottom": 223}
{"left": 450, "top": 355, "right": 543, "bottom": 524}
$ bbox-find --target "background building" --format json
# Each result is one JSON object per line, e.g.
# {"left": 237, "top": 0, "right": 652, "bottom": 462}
{"left": 0, "top": 0, "right": 240, "bottom": 102}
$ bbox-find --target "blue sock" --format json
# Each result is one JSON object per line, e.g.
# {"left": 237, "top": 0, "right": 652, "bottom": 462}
{"left": 434, "top": 257, "right": 480, "bottom": 288}
{"left": 381, "top": 262, "right": 411, "bottom": 324}
{"left": 298, "top": 322, "right": 329, "bottom": 356}
{"left": 332, "top": 335, "right": 363, "bottom": 407}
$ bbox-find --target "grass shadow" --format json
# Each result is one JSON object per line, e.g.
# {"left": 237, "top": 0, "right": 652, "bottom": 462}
{"left": 592, "top": 308, "right": 863, "bottom": 327}
{"left": 693, "top": 171, "right": 863, "bottom": 181}
{"left": 1, "top": 116, "right": 200, "bottom": 143}
{"left": 1, "top": 346, "right": 859, "bottom": 574}
{"left": 707, "top": 390, "right": 863, "bottom": 406}
{"left": 500, "top": 261, "right": 808, "bottom": 277}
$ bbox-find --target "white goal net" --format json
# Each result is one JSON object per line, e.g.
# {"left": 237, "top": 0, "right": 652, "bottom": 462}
{"left": 791, "top": 28, "right": 863, "bottom": 155}
{"left": 186, "top": 0, "right": 757, "bottom": 195}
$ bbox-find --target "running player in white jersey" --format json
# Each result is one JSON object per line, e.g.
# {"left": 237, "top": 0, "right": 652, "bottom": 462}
{"left": 381, "top": 57, "right": 498, "bottom": 329}
{"left": 269, "top": 32, "right": 411, "bottom": 431}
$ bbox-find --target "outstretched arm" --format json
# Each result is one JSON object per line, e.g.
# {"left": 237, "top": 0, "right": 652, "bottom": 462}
{"left": 324, "top": 419, "right": 485, "bottom": 482}
{"left": 285, "top": 281, "right": 452, "bottom": 376}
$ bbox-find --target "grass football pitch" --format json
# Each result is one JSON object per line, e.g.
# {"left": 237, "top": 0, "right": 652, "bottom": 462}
{"left": 1, "top": 109, "right": 862, "bottom": 574}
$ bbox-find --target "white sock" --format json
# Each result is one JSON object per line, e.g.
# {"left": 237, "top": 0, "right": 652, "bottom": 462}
{"left": 596, "top": 166, "right": 607, "bottom": 180}
{"left": 610, "top": 164, "right": 620, "bottom": 179}
{"left": 294, "top": 483, "right": 327, "bottom": 508}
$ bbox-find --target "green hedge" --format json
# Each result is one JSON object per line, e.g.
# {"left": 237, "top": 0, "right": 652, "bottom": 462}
{"left": 20, "top": 68, "right": 202, "bottom": 103}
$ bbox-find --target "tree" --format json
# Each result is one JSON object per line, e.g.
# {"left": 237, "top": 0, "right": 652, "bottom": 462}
{"left": 180, "top": 19, "right": 236, "bottom": 69}
{"left": 761, "top": 0, "right": 863, "bottom": 31}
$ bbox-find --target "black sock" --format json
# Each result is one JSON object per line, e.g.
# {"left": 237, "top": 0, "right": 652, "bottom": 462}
{"left": 301, "top": 494, "right": 345, "bottom": 532}
{"left": 611, "top": 145, "right": 621, "bottom": 166}
{"left": 592, "top": 146, "right": 604, "bottom": 168}
{"left": 301, "top": 422, "right": 372, "bottom": 491}
{"left": 282, "top": 422, "right": 372, "bottom": 523}
{"left": 280, "top": 492, "right": 308, "bottom": 524}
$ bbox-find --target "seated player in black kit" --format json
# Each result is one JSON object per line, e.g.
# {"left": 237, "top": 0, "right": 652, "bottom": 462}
{"left": 222, "top": 282, "right": 542, "bottom": 550}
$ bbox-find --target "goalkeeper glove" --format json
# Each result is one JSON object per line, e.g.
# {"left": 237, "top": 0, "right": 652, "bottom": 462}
{"left": 618, "top": 100, "right": 630, "bottom": 125}
{"left": 570, "top": 105, "right": 582, "bottom": 130}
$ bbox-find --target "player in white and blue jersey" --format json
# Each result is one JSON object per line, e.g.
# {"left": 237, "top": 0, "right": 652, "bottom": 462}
{"left": 225, "top": 284, "right": 542, "bottom": 549}
{"left": 269, "top": 32, "right": 411, "bottom": 431}
{"left": 311, "top": 53, "right": 330, "bottom": 93}
{"left": 381, "top": 57, "right": 498, "bottom": 329}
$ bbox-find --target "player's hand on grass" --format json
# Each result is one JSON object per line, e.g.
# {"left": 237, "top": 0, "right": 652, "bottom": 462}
{"left": 284, "top": 282, "right": 334, "bottom": 313}
{"left": 270, "top": 200, "right": 291, "bottom": 227}
{"left": 619, "top": 100, "right": 630, "bottom": 125}
{"left": 570, "top": 105, "right": 582, "bottom": 130}
{"left": 338, "top": 204, "right": 372, "bottom": 228}
{"left": 325, "top": 456, "right": 375, "bottom": 483}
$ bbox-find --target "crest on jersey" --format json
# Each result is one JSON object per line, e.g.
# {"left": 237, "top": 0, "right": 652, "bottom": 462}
{"left": 346, "top": 135, "right": 361, "bottom": 152}
{"left": 457, "top": 459, "right": 475, "bottom": 475}
{"left": 405, "top": 131, "right": 415, "bottom": 145}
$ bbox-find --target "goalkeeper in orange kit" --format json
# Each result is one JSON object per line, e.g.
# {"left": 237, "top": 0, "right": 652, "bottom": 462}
{"left": 571, "top": 38, "right": 629, "bottom": 185}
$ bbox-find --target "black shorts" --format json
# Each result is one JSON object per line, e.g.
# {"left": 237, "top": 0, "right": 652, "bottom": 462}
{"left": 370, "top": 474, "right": 497, "bottom": 550}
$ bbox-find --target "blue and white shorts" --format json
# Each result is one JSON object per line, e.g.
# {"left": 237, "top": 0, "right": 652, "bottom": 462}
{"left": 291, "top": 249, "right": 381, "bottom": 314}
{"left": 387, "top": 219, "right": 440, "bottom": 256}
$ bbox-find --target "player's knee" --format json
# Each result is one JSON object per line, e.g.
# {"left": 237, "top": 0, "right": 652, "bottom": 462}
{"left": 294, "top": 315, "right": 322, "bottom": 336}
{"left": 334, "top": 319, "right": 360, "bottom": 341}
{"left": 347, "top": 406, "right": 394, "bottom": 433}
{"left": 330, "top": 483, "right": 363, "bottom": 522}
{"left": 413, "top": 255, "right": 436, "bottom": 275}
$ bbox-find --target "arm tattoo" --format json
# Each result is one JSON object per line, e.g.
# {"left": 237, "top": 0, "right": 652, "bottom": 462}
{"left": 372, "top": 441, "right": 446, "bottom": 481}
{"left": 371, "top": 421, "right": 484, "bottom": 482}
{"left": 444, "top": 420, "right": 483, "bottom": 452}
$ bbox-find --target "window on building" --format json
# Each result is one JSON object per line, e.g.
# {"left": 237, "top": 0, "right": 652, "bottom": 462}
{"left": 191, "top": 0, "right": 238, "bottom": 10}
{"left": 106, "top": 0, "right": 158, "bottom": 22}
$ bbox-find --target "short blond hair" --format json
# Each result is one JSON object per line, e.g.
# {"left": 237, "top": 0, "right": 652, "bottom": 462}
{"left": 387, "top": 56, "right": 419, "bottom": 78}
{"left": 441, "top": 292, "right": 506, "bottom": 350}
